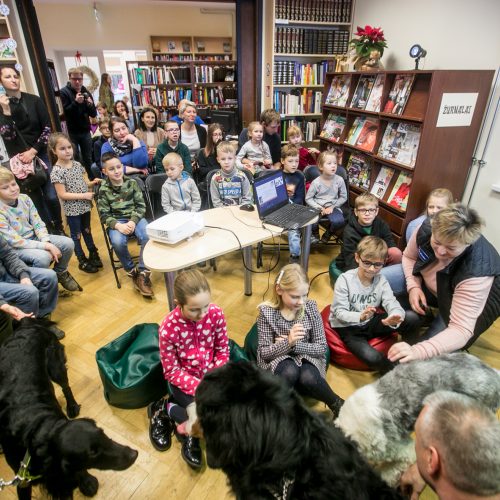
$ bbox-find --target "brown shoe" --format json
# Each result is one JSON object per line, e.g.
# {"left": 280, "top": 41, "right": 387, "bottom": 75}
{"left": 135, "top": 270, "right": 154, "bottom": 297}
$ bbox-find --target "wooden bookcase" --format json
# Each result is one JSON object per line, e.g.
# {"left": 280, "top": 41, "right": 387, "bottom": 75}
{"left": 320, "top": 69, "right": 494, "bottom": 246}
{"left": 126, "top": 60, "right": 237, "bottom": 127}
{"left": 150, "top": 36, "right": 233, "bottom": 62}
{"left": 262, "top": 0, "right": 353, "bottom": 142}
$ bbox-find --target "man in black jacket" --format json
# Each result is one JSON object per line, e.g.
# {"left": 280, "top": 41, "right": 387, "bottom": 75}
{"left": 60, "top": 67, "right": 97, "bottom": 179}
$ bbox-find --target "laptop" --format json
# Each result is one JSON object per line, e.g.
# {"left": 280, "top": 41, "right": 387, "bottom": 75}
{"left": 252, "top": 170, "right": 319, "bottom": 230}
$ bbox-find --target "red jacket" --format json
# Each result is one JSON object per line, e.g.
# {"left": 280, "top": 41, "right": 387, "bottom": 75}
{"left": 159, "top": 304, "right": 229, "bottom": 395}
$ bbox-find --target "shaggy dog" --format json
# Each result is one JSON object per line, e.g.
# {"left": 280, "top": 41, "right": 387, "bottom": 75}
{"left": 196, "top": 361, "right": 402, "bottom": 499}
{"left": 336, "top": 353, "right": 500, "bottom": 487}
{"left": 0, "top": 318, "right": 138, "bottom": 499}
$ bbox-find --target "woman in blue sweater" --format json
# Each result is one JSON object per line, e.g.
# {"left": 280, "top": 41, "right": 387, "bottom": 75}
{"left": 101, "top": 117, "right": 148, "bottom": 176}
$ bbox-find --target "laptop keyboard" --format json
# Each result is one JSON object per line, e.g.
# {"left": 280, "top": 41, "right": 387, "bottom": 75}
{"left": 264, "top": 204, "right": 318, "bottom": 229}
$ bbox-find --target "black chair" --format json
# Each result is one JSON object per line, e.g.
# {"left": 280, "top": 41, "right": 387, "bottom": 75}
{"left": 144, "top": 173, "right": 168, "bottom": 220}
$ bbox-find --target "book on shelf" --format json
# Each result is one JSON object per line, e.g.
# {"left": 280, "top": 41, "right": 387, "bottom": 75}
{"left": 320, "top": 113, "right": 346, "bottom": 141}
{"left": 196, "top": 41, "right": 205, "bottom": 52}
{"left": 280, "top": 117, "right": 320, "bottom": 142}
{"left": 387, "top": 171, "right": 412, "bottom": 210}
{"left": 48, "top": 65, "right": 59, "bottom": 92}
{"left": 325, "top": 75, "right": 351, "bottom": 107}
{"left": 383, "top": 74, "right": 415, "bottom": 115}
{"left": 275, "top": 0, "right": 352, "bottom": 23}
{"left": 346, "top": 153, "right": 371, "bottom": 190}
{"left": 365, "top": 73, "right": 385, "bottom": 112}
{"left": 378, "top": 121, "right": 421, "bottom": 168}
{"left": 55, "top": 95, "right": 64, "bottom": 115}
{"left": 274, "top": 89, "right": 322, "bottom": 115}
{"left": 345, "top": 116, "right": 365, "bottom": 145}
{"left": 274, "top": 27, "right": 349, "bottom": 55}
{"left": 370, "top": 166, "right": 395, "bottom": 199}
{"left": 350, "top": 74, "right": 376, "bottom": 110}
{"left": 273, "top": 60, "right": 329, "bottom": 86}
{"left": 353, "top": 117, "right": 379, "bottom": 152}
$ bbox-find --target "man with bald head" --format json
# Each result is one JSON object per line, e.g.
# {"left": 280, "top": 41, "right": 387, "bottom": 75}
{"left": 400, "top": 390, "right": 500, "bottom": 499}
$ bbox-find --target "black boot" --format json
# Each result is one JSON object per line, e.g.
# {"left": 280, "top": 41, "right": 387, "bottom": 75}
{"left": 147, "top": 399, "right": 173, "bottom": 452}
{"left": 89, "top": 248, "right": 103, "bottom": 269}
{"left": 328, "top": 395, "right": 345, "bottom": 420}
{"left": 78, "top": 256, "right": 98, "bottom": 274}
{"left": 181, "top": 436, "right": 202, "bottom": 470}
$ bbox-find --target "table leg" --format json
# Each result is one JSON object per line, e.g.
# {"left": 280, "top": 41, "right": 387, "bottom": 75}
{"left": 243, "top": 245, "right": 252, "bottom": 296}
{"left": 300, "top": 224, "right": 312, "bottom": 271}
{"left": 164, "top": 271, "right": 176, "bottom": 310}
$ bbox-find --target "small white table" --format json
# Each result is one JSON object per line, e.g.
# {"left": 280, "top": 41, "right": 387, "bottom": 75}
{"left": 144, "top": 206, "right": 316, "bottom": 309}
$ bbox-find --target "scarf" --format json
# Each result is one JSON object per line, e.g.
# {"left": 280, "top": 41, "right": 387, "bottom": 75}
{"left": 108, "top": 138, "right": 133, "bottom": 156}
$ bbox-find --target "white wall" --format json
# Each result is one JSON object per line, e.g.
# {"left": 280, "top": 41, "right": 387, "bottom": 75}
{"left": 352, "top": 0, "right": 500, "bottom": 248}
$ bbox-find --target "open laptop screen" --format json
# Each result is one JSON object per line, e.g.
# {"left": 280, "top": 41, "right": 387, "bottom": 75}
{"left": 253, "top": 170, "right": 289, "bottom": 219}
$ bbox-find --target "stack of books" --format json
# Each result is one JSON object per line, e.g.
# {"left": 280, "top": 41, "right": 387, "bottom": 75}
{"left": 274, "top": 89, "right": 323, "bottom": 115}
{"left": 274, "top": 27, "right": 349, "bottom": 54}
{"left": 273, "top": 61, "right": 329, "bottom": 86}
{"left": 275, "top": 0, "right": 352, "bottom": 23}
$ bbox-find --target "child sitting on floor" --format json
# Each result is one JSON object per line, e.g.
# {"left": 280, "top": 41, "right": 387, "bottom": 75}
{"left": 286, "top": 125, "right": 319, "bottom": 171}
{"left": 161, "top": 152, "right": 201, "bottom": 214}
{"left": 330, "top": 236, "right": 418, "bottom": 373}
{"left": 305, "top": 150, "right": 347, "bottom": 244}
{"left": 236, "top": 121, "right": 273, "bottom": 176}
{"left": 210, "top": 141, "right": 252, "bottom": 207}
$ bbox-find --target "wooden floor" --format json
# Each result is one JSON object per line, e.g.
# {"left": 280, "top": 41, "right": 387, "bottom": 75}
{"left": 1, "top": 213, "right": 499, "bottom": 499}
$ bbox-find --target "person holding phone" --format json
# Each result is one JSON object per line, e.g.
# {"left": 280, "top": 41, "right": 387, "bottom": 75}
{"left": 60, "top": 67, "right": 97, "bottom": 179}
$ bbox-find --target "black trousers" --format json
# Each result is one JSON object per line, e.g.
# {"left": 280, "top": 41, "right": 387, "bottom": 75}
{"left": 69, "top": 131, "right": 94, "bottom": 179}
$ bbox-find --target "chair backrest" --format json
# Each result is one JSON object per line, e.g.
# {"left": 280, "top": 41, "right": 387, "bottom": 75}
{"left": 144, "top": 173, "right": 168, "bottom": 220}
{"left": 205, "top": 169, "right": 219, "bottom": 209}
{"left": 303, "top": 165, "right": 320, "bottom": 183}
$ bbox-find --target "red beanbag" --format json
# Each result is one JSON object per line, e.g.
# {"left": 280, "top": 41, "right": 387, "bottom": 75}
{"left": 320, "top": 306, "right": 397, "bottom": 371}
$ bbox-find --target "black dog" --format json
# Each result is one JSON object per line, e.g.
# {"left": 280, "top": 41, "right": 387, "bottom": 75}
{"left": 196, "top": 362, "right": 402, "bottom": 500}
{"left": 0, "top": 318, "right": 138, "bottom": 499}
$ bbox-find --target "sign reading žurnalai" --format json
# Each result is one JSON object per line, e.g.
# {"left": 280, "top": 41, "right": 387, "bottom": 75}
{"left": 436, "top": 93, "right": 478, "bottom": 127}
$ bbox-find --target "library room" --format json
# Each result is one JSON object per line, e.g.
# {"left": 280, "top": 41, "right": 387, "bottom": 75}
{"left": 0, "top": 0, "right": 498, "bottom": 499}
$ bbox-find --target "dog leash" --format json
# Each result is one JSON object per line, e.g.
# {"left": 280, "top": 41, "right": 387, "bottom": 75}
{"left": 0, "top": 450, "right": 42, "bottom": 490}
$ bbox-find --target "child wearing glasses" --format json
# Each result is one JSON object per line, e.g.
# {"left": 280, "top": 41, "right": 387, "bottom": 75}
{"left": 335, "top": 192, "right": 402, "bottom": 272}
{"left": 330, "top": 236, "right": 418, "bottom": 373}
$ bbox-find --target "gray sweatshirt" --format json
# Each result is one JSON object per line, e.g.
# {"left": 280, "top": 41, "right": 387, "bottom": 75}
{"left": 329, "top": 268, "right": 405, "bottom": 328}
{"left": 161, "top": 173, "right": 201, "bottom": 214}
{"left": 236, "top": 140, "right": 272, "bottom": 173}
{"left": 305, "top": 174, "right": 347, "bottom": 211}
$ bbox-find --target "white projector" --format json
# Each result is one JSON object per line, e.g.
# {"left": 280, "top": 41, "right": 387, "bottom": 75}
{"left": 146, "top": 212, "right": 204, "bottom": 244}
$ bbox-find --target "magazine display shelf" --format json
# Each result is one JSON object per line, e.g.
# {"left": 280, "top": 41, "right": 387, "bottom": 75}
{"left": 320, "top": 69, "right": 494, "bottom": 246}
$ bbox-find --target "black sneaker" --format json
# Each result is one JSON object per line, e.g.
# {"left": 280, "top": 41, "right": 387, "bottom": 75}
{"left": 78, "top": 257, "right": 98, "bottom": 274}
{"left": 321, "top": 230, "right": 332, "bottom": 244}
{"left": 181, "top": 436, "right": 202, "bottom": 470}
{"left": 147, "top": 399, "right": 173, "bottom": 452}
{"left": 289, "top": 255, "right": 300, "bottom": 264}
{"left": 89, "top": 248, "right": 103, "bottom": 269}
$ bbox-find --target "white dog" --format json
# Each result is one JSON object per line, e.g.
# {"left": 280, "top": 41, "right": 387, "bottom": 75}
{"left": 335, "top": 353, "right": 500, "bottom": 486}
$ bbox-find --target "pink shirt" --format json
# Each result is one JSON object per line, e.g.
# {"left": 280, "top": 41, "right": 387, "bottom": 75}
{"left": 159, "top": 304, "right": 229, "bottom": 395}
{"left": 402, "top": 228, "right": 493, "bottom": 359}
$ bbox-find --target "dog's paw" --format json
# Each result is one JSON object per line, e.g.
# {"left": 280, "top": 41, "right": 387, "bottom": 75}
{"left": 67, "top": 403, "right": 81, "bottom": 418}
{"left": 79, "top": 473, "right": 99, "bottom": 497}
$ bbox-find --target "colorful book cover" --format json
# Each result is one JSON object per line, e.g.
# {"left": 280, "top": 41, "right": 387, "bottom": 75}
{"left": 350, "top": 74, "right": 376, "bottom": 110}
{"left": 345, "top": 116, "right": 366, "bottom": 145}
{"left": 357, "top": 162, "right": 372, "bottom": 190}
{"left": 347, "top": 153, "right": 371, "bottom": 189}
{"left": 370, "top": 166, "right": 395, "bottom": 199}
{"left": 387, "top": 171, "right": 413, "bottom": 210}
{"left": 320, "top": 114, "right": 346, "bottom": 141}
{"left": 354, "top": 118, "right": 379, "bottom": 152}
{"left": 393, "top": 123, "right": 421, "bottom": 168}
{"left": 365, "top": 74, "right": 386, "bottom": 112}
{"left": 377, "top": 122, "right": 401, "bottom": 161}
{"left": 325, "top": 75, "right": 351, "bottom": 107}
{"left": 383, "top": 74, "right": 415, "bottom": 115}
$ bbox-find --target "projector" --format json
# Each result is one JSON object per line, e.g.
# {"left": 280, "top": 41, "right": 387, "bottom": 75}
{"left": 146, "top": 212, "right": 204, "bottom": 244}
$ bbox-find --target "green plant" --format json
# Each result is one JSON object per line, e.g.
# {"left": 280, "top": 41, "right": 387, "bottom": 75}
{"left": 350, "top": 25, "right": 388, "bottom": 59}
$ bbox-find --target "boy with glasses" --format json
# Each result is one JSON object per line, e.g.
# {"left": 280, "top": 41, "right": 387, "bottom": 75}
{"left": 154, "top": 120, "right": 191, "bottom": 175}
{"left": 329, "top": 236, "right": 417, "bottom": 373}
{"left": 335, "top": 192, "right": 402, "bottom": 271}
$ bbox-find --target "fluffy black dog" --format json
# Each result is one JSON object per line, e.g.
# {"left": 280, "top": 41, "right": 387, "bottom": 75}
{"left": 196, "top": 361, "right": 402, "bottom": 500}
{"left": 0, "top": 318, "right": 138, "bottom": 499}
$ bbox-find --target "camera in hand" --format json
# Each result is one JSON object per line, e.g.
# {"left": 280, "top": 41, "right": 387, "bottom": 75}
{"left": 82, "top": 92, "right": 89, "bottom": 99}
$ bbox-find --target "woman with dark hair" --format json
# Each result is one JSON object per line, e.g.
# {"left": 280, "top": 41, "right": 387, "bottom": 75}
{"left": 179, "top": 100, "right": 206, "bottom": 160}
{"left": 0, "top": 65, "right": 64, "bottom": 234}
{"left": 100, "top": 117, "right": 148, "bottom": 176}
{"left": 98, "top": 73, "right": 114, "bottom": 111}
{"left": 134, "top": 107, "right": 166, "bottom": 169}
{"left": 113, "top": 100, "right": 134, "bottom": 132}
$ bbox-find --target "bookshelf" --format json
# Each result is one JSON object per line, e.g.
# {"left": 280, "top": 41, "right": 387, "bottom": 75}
{"left": 262, "top": 0, "right": 353, "bottom": 142}
{"left": 319, "top": 69, "right": 495, "bottom": 246}
{"left": 46, "top": 60, "right": 67, "bottom": 135}
{"left": 126, "top": 60, "right": 237, "bottom": 127}
{"left": 150, "top": 36, "right": 233, "bottom": 62}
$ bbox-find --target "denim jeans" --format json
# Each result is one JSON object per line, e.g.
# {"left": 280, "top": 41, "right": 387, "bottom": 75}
{"left": 288, "top": 229, "right": 301, "bottom": 257}
{"left": 0, "top": 267, "right": 58, "bottom": 317}
{"left": 66, "top": 211, "right": 96, "bottom": 259}
{"left": 15, "top": 235, "right": 74, "bottom": 274}
{"left": 381, "top": 264, "right": 406, "bottom": 295}
{"left": 108, "top": 218, "right": 149, "bottom": 271}
{"left": 325, "top": 207, "right": 345, "bottom": 231}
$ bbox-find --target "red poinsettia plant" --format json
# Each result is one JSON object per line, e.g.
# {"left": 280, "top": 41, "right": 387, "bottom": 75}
{"left": 350, "top": 25, "right": 388, "bottom": 58}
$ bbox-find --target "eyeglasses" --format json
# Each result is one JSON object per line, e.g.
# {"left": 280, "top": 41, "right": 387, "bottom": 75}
{"left": 360, "top": 259, "right": 384, "bottom": 269}
{"left": 357, "top": 208, "right": 377, "bottom": 214}
{"left": 166, "top": 128, "right": 179, "bottom": 133}
{"left": 70, "top": 77, "right": 83, "bottom": 81}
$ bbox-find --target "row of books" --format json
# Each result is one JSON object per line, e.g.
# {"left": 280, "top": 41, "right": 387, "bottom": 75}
{"left": 130, "top": 66, "right": 191, "bottom": 86}
{"left": 131, "top": 87, "right": 193, "bottom": 108}
{"left": 274, "top": 89, "right": 322, "bottom": 115}
{"left": 321, "top": 114, "right": 422, "bottom": 168}
{"left": 280, "top": 118, "right": 319, "bottom": 142}
{"left": 275, "top": 0, "right": 352, "bottom": 23}
{"left": 193, "top": 65, "right": 236, "bottom": 83}
{"left": 273, "top": 60, "right": 329, "bottom": 86}
{"left": 152, "top": 54, "right": 233, "bottom": 62}
{"left": 325, "top": 74, "right": 415, "bottom": 116}
{"left": 346, "top": 154, "right": 412, "bottom": 210}
{"left": 193, "top": 86, "right": 237, "bottom": 106}
{"left": 275, "top": 27, "right": 349, "bottom": 55}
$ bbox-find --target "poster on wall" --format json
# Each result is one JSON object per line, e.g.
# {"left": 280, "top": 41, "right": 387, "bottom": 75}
{"left": 436, "top": 93, "right": 478, "bottom": 127}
